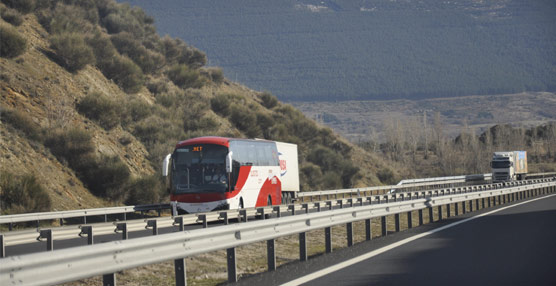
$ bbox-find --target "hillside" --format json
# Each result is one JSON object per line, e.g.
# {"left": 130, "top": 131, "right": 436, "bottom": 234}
{"left": 0, "top": 0, "right": 393, "bottom": 214}
{"left": 123, "top": 0, "right": 556, "bottom": 101}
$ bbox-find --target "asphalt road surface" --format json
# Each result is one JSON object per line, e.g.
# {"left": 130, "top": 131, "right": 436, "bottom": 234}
{"left": 238, "top": 194, "right": 556, "bottom": 286}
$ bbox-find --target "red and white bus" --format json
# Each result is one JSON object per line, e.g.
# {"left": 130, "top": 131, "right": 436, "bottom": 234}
{"left": 162, "top": 137, "right": 299, "bottom": 213}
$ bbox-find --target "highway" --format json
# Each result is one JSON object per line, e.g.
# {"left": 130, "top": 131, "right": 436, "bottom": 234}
{"left": 238, "top": 194, "right": 556, "bottom": 286}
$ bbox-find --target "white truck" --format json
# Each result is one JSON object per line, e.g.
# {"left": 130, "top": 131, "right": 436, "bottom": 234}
{"left": 491, "top": 151, "right": 528, "bottom": 182}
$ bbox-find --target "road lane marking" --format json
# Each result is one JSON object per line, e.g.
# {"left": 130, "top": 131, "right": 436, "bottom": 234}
{"left": 281, "top": 194, "right": 556, "bottom": 286}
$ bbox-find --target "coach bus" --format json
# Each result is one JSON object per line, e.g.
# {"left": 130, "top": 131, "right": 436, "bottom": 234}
{"left": 162, "top": 136, "right": 299, "bottom": 213}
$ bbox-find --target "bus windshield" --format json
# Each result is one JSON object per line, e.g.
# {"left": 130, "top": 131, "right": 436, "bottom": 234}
{"left": 171, "top": 144, "right": 228, "bottom": 194}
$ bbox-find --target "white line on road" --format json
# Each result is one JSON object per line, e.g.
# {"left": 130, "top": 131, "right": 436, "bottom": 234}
{"left": 281, "top": 194, "right": 556, "bottom": 286}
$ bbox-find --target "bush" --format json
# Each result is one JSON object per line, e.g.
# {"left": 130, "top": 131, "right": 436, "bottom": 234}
{"left": 83, "top": 155, "right": 130, "bottom": 200}
{"left": 201, "top": 67, "right": 224, "bottom": 84}
{"left": 110, "top": 32, "right": 165, "bottom": 74}
{"left": 50, "top": 33, "right": 95, "bottom": 73}
{"left": 0, "top": 6, "right": 23, "bottom": 26}
{"left": 0, "top": 23, "right": 26, "bottom": 58}
{"left": 0, "top": 171, "right": 51, "bottom": 214}
{"left": 1, "top": 0, "right": 35, "bottom": 14}
{"left": 46, "top": 3, "right": 98, "bottom": 34}
{"left": 161, "top": 36, "right": 207, "bottom": 68}
{"left": 229, "top": 104, "right": 260, "bottom": 138}
{"left": 77, "top": 93, "right": 121, "bottom": 130}
{"left": 124, "top": 175, "right": 163, "bottom": 205}
{"left": 146, "top": 78, "right": 168, "bottom": 95}
{"left": 44, "top": 128, "right": 95, "bottom": 168}
{"left": 260, "top": 92, "right": 278, "bottom": 109}
{"left": 0, "top": 106, "right": 42, "bottom": 141}
{"left": 167, "top": 64, "right": 204, "bottom": 89}
{"left": 377, "top": 168, "right": 397, "bottom": 185}
{"left": 210, "top": 93, "right": 231, "bottom": 116}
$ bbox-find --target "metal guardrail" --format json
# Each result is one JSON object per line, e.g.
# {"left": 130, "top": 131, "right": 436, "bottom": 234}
{"left": 1, "top": 179, "right": 554, "bottom": 285}
{"left": 0, "top": 178, "right": 543, "bottom": 249}
{"left": 0, "top": 204, "right": 173, "bottom": 227}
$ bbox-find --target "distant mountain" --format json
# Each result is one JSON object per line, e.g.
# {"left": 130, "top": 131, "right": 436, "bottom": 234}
{"left": 122, "top": 0, "right": 556, "bottom": 101}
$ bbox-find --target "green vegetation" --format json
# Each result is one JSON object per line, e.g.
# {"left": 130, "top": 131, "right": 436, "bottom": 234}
{"left": 0, "top": 171, "right": 51, "bottom": 214}
{"left": 0, "top": 106, "right": 42, "bottom": 141}
{"left": 77, "top": 93, "right": 121, "bottom": 130}
{"left": 0, "top": 23, "right": 26, "bottom": 58}
{"left": 50, "top": 33, "right": 95, "bottom": 73}
{"left": 0, "top": 5, "right": 23, "bottom": 26}
{"left": 0, "top": 0, "right": 35, "bottom": 14}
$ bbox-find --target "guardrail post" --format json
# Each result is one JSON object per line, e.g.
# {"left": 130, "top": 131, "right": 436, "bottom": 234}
{"left": 462, "top": 201, "right": 466, "bottom": 214}
{"left": 394, "top": 214, "right": 400, "bottom": 232}
{"left": 267, "top": 239, "right": 276, "bottom": 271}
{"left": 365, "top": 219, "right": 372, "bottom": 240}
{"left": 325, "top": 227, "right": 332, "bottom": 253}
{"left": 240, "top": 210, "right": 248, "bottom": 222}
{"left": 381, "top": 216, "right": 387, "bottom": 236}
{"left": 455, "top": 201, "right": 459, "bottom": 215}
{"left": 147, "top": 220, "right": 158, "bottom": 235}
{"left": 288, "top": 205, "right": 296, "bottom": 216}
{"left": 116, "top": 223, "right": 128, "bottom": 240}
{"left": 488, "top": 196, "right": 492, "bottom": 208}
{"left": 1, "top": 234, "right": 4, "bottom": 258}
{"left": 475, "top": 199, "right": 480, "bottom": 210}
{"left": 337, "top": 200, "right": 344, "bottom": 209}
{"left": 227, "top": 248, "right": 237, "bottom": 282}
{"left": 446, "top": 204, "right": 451, "bottom": 218}
{"left": 407, "top": 212, "right": 413, "bottom": 229}
{"left": 347, "top": 222, "right": 353, "bottom": 246}
{"left": 315, "top": 202, "right": 321, "bottom": 212}
{"left": 438, "top": 205, "right": 443, "bottom": 221}
{"left": 428, "top": 207, "right": 434, "bottom": 223}
{"left": 302, "top": 204, "right": 309, "bottom": 214}
{"left": 299, "top": 232, "right": 307, "bottom": 261}
{"left": 482, "top": 198, "right": 485, "bottom": 209}
{"left": 273, "top": 206, "right": 281, "bottom": 217}
{"left": 326, "top": 201, "right": 332, "bottom": 210}
{"left": 80, "top": 226, "right": 93, "bottom": 245}
{"left": 39, "top": 229, "right": 53, "bottom": 251}
{"left": 503, "top": 194, "right": 506, "bottom": 204}
{"left": 103, "top": 274, "right": 116, "bottom": 286}
{"left": 175, "top": 258, "right": 187, "bottom": 286}
{"left": 173, "top": 217, "right": 187, "bottom": 286}
{"left": 175, "top": 216, "right": 185, "bottom": 230}
{"left": 198, "top": 214, "right": 208, "bottom": 228}
{"left": 418, "top": 210, "right": 423, "bottom": 226}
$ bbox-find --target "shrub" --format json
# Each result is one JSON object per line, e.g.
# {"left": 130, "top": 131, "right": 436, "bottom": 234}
{"left": 102, "top": 54, "right": 144, "bottom": 93}
{"left": 229, "top": 104, "right": 260, "bottom": 138}
{"left": 377, "top": 168, "right": 397, "bottom": 185}
{"left": 83, "top": 155, "right": 130, "bottom": 200}
{"left": 210, "top": 94, "right": 231, "bottom": 116}
{"left": 0, "top": 6, "right": 23, "bottom": 26}
{"left": 110, "top": 32, "right": 165, "bottom": 74}
{"left": 167, "top": 64, "right": 204, "bottom": 89}
{"left": 260, "top": 92, "right": 278, "bottom": 109}
{"left": 0, "top": 106, "right": 41, "bottom": 141}
{"left": 44, "top": 128, "right": 95, "bottom": 168}
{"left": 201, "top": 67, "right": 224, "bottom": 84}
{"left": 0, "top": 23, "right": 26, "bottom": 58}
{"left": 77, "top": 93, "right": 121, "bottom": 130}
{"left": 126, "top": 98, "right": 152, "bottom": 123}
{"left": 86, "top": 32, "right": 117, "bottom": 70}
{"left": 1, "top": 0, "right": 35, "bottom": 14}
{"left": 50, "top": 33, "right": 95, "bottom": 73}
{"left": 124, "top": 175, "right": 163, "bottom": 205}
{"left": 47, "top": 3, "right": 98, "bottom": 34}
{"left": 0, "top": 171, "right": 51, "bottom": 214}
{"left": 146, "top": 78, "right": 168, "bottom": 95}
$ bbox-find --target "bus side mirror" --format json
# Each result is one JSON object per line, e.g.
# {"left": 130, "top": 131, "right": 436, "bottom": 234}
{"left": 226, "top": 151, "right": 233, "bottom": 173}
{"left": 162, "top": 153, "right": 171, "bottom": 177}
